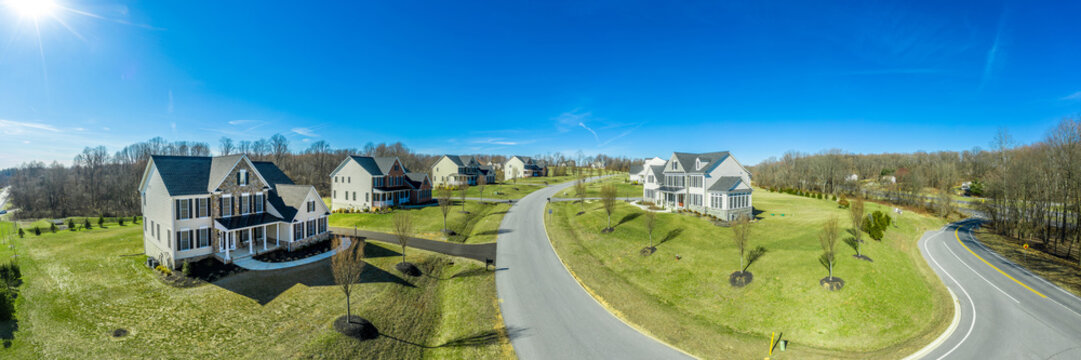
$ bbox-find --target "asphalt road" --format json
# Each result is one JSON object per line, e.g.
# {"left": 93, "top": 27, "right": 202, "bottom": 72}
{"left": 495, "top": 176, "right": 691, "bottom": 359}
{"left": 919, "top": 219, "right": 1081, "bottom": 359}
{"left": 329, "top": 226, "right": 496, "bottom": 263}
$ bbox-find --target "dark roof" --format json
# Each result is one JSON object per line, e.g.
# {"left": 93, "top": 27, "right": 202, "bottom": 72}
{"left": 656, "top": 186, "right": 685, "bottom": 193}
{"left": 647, "top": 164, "right": 666, "bottom": 175}
{"left": 215, "top": 213, "right": 284, "bottom": 230}
{"left": 669, "top": 151, "right": 730, "bottom": 174}
{"left": 443, "top": 155, "right": 477, "bottom": 167}
{"left": 405, "top": 172, "right": 429, "bottom": 189}
{"left": 150, "top": 156, "right": 212, "bottom": 196}
{"left": 708, "top": 176, "right": 744, "bottom": 192}
{"left": 251, "top": 161, "right": 295, "bottom": 191}
{"left": 269, "top": 184, "right": 316, "bottom": 222}
{"left": 347, "top": 156, "right": 404, "bottom": 176}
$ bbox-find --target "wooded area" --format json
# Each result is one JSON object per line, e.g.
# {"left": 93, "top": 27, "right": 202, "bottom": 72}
{"left": 2, "top": 135, "right": 636, "bottom": 220}
{"left": 753, "top": 117, "right": 1081, "bottom": 264}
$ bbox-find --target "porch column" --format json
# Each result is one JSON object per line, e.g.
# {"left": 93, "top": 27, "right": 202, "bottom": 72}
{"left": 248, "top": 229, "right": 253, "bottom": 253}
{"left": 262, "top": 225, "right": 267, "bottom": 251}
{"left": 225, "top": 231, "right": 231, "bottom": 261}
{"left": 276, "top": 224, "right": 280, "bottom": 247}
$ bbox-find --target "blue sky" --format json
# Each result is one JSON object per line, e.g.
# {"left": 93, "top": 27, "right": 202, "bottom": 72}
{"left": 1, "top": 0, "right": 1080, "bottom": 168}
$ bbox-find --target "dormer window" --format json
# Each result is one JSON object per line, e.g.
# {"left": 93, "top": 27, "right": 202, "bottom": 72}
{"left": 237, "top": 170, "right": 249, "bottom": 186}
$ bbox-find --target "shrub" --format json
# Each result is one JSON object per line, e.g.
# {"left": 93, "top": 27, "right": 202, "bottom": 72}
{"left": 118, "top": 217, "right": 125, "bottom": 226}
{"left": 837, "top": 196, "right": 850, "bottom": 209}
{"left": 98, "top": 216, "right": 105, "bottom": 228}
{"left": 50, "top": 223, "right": 57, "bottom": 233}
{"left": 68, "top": 219, "right": 76, "bottom": 231}
{"left": 181, "top": 260, "right": 191, "bottom": 277}
{"left": 17, "top": 228, "right": 24, "bottom": 238}
{"left": 133, "top": 216, "right": 139, "bottom": 224}
{"left": 84, "top": 218, "right": 92, "bottom": 230}
{"left": 155, "top": 265, "right": 173, "bottom": 276}
{"left": 33, "top": 227, "right": 40, "bottom": 236}
{"left": 0, "top": 261, "right": 21, "bottom": 289}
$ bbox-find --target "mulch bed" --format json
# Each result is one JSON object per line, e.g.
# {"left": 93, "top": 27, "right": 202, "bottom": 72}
{"left": 254, "top": 240, "right": 333, "bottom": 263}
{"left": 600, "top": 227, "right": 614, "bottom": 234}
{"left": 161, "top": 258, "right": 247, "bottom": 287}
{"left": 576, "top": 211, "right": 585, "bottom": 216}
{"left": 820, "top": 276, "right": 845, "bottom": 291}
{"left": 442, "top": 229, "right": 458, "bottom": 236}
{"left": 111, "top": 328, "right": 128, "bottom": 338}
{"left": 334, "top": 315, "right": 379, "bottom": 341}
{"left": 640, "top": 246, "right": 656, "bottom": 256}
{"left": 396, "top": 262, "right": 421, "bottom": 277}
{"left": 730, "top": 271, "right": 754, "bottom": 287}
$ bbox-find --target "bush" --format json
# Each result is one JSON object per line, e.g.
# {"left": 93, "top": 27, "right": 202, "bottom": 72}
{"left": 181, "top": 260, "right": 191, "bottom": 277}
{"left": 862, "top": 210, "right": 893, "bottom": 241}
{"left": 17, "top": 228, "right": 23, "bottom": 238}
{"left": 0, "top": 261, "right": 21, "bottom": 289}
{"left": 33, "top": 227, "right": 40, "bottom": 236}
{"left": 118, "top": 217, "right": 125, "bottom": 226}
{"left": 837, "top": 196, "right": 850, "bottom": 209}
{"left": 50, "top": 223, "right": 57, "bottom": 233}
{"left": 98, "top": 216, "right": 105, "bottom": 228}
{"left": 155, "top": 265, "right": 173, "bottom": 276}
{"left": 133, "top": 216, "right": 139, "bottom": 224}
{"left": 84, "top": 218, "right": 92, "bottom": 230}
{"left": 68, "top": 218, "right": 76, "bottom": 231}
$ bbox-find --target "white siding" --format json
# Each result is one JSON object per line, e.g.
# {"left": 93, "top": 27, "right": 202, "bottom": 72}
{"left": 330, "top": 159, "right": 375, "bottom": 211}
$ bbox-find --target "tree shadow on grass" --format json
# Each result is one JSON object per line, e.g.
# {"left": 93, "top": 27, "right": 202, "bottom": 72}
{"left": 474, "top": 229, "right": 511, "bottom": 236}
{"left": 211, "top": 253, "right": 413, "bottom": 305}
{"left": 0, "top": 319, "right": 16, "bottom": 348}
{"left": 380, "top": 327, "right": 527, "bottom": 349}
{"left": 659, "top": 228, "right": 684, "bottom": 245}
{"left": 616, "top": 212, "right": 641, "bottom": 228}
{"left": 364, "top": 242, "right": 402, "bottom": 258}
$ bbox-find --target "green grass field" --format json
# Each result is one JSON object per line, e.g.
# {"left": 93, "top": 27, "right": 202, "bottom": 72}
{"left": 0, "top": 223, "right": 510, "bottom": 359}
{"left": 553, "top": 176, "right": 641, "bottom": 199}
{"left": 454, "top": 183, "right": 544, "bottom": 200}
{"left": 330, "top": 201, "right": 510, "bottom": 244}
{"left": 545, "top": 189, "right": 952, "bottom": 359}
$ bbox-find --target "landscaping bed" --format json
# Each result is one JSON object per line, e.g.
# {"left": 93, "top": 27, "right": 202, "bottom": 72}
{"left": 254, "top": 239, "right": 333, "bottom": 263}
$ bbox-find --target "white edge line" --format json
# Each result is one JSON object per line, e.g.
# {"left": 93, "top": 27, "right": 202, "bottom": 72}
{"left": 921, "top": 228, "right": 977, "bottom": 360}
{"left": 963, "top": 227, "right": 1081, "bottom": 304}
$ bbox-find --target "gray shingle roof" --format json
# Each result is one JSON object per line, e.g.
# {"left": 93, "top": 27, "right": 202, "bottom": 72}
{"left": 708, "top": 176, "right": 744, "bottom": 192}
{"left": 151, "top": 155, "right": 212, "bottom": 196}
{"left": 206, "top": 154, "right": 246, "bottom": 192}
{"left": 629, "top": 164, "right": 644, "bottom": 174}
{"left": 405, "top": 172, "right": 429, "bottom": 189}
{"left": 215, "top": 213, "right": 285, "bottom": 230}
{"left": 670, "top": 151, "right": 730, "bottom": 174}
{"left": 648, "top": 164, "right": 666, "bottom": 176}
{"left": 251, "top": 161, "right": 295, "bottom": 191}
{"left": 269, "top": 184, "right": 316, "bottom": 222}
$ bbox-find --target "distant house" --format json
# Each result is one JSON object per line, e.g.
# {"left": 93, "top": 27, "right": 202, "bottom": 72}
{"left": 430, "top": 155, "right": 497, "bottom": 187}
{"left": 641, "top": 162, "right": 667, "bottom": 204}
{"left": 138, "top": 154, "right": 330, "bottom": 269}
{"left": 629, "top": 157, "right": 667, "bottom": 183}
{"left": 647, "top": 151, "right": 753, "bottom": 221}
{"left": 329, "top": 156, "right": 433, "bottom": 211}
{"left": 503, "top": 156, "right": 547, "bottom": 181}
{"left": 881, "top": 175, "right": 897, "bottom": 184}
{"left": 845, "top": 174, "right": 859, "bottom": 182}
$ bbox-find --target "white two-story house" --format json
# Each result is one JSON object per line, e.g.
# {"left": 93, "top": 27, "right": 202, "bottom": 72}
{"left": 629, "top": 156, "right": 667, "bottom": 183}
{"left": 139, "top": 154, "right": 330, "bottom": 269}
{"left": 503, "top": 155, "right": 547, "bottom": 181}
{"left": 329, "top": 155, "right": 433, "bottom": 211}
{"left": 648, "top": 151, "right": 754, "bottom": 221}
{"left": 430, "top": 155, "right": 496, "bottom": 187}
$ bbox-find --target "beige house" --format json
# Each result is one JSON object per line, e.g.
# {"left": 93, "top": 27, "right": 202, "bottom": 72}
{"left": 503, "top": 155, "right": 547, "bottom": 181}
{"left": 647, "top": 151, "right": 754, "bottom": 221}
{"left": 329, "top": 155, "right": 433, "bottom": 211}
{"left": 139, "top": 154, "right": 330, "bottom": 269}
{"left": 430, "top": 155, "right": 496, "bottom": 188}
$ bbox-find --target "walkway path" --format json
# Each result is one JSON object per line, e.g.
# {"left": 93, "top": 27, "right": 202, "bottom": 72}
{"left": 549, "top": 196, "right": 638, "bottom": 202}
{"left": 233, "top": 237, "right": 351, "bottom": 271}
{"left": 330, "top": 226, "right": 497, "bottom": 263}
{"left": 495, "top": 176, "right": 691, "bottom": 359}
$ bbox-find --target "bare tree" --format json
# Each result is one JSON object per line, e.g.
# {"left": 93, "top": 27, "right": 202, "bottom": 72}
{"left": 476, "top": 175, "right": 487, "bottom": 201}
{"left": 218, "top": 137, "right": 234, "bottom": 156}
{"left": 575, "top": 176, "right": 587, "bottom": 213}
{"left": 459, "top": 183, "right": 470, "bottom": 213}
{"left": 331, "top": 236, "right": 365, "bottom": 322}
{"left": 849, "top": 197, "right": 865, "bottom": 249}
{"left": 819, "top": 216, "right": 840, "bottom": 281}
{"left": 438, "top": 187, "right": 453, "bottom": 234}
{"left": 732, "top": 215, "right": 751, "bottom": 271}
{"left": 600, "top": 183, "right": 617, "bottom": 232}
{"left": 270, "top": 133, "right": 289, "bottom": 163}
{"left": 392, "top": 211, "right": 413, "bottom": 264}
{"left": 644, "top": 209, "right": 657, "bottom": 250}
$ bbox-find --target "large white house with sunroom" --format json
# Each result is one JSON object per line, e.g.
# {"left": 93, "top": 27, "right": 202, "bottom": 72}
{"left": 642, "top": 151, "right": 754, "bottom": 221}
{"left": 138, "top": 154, "right": 331, "bottom": 269}
{"left": 329, "top": 155, "right": 433, "bottom": 211}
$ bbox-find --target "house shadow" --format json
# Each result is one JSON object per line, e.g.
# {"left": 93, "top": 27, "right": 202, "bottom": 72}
{"left": 616, "top": 212, "right": 642, "bottom": 228}
{"left": 211, "top": 243, "right": 413, "bottom": 305}
{"left": 659, "top": 228, "right": 684, "bottom": 245}
{"left": 752, "top": 208, "right": 765, "bottom": 219}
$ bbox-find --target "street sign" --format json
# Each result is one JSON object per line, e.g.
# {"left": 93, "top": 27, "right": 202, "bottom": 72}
{"left": 1023, "top": 243, "right": 1029, "bottom": 249}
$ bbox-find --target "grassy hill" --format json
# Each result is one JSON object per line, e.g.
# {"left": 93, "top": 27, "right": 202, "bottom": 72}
{"left": 0, "top": 223, "right": 510, "bottom": 359}
{"left": 545, "top": 188, "right": 952, "bottom": 359}
{"left": 330, "top": 201, "right": 510, "bottom": 244}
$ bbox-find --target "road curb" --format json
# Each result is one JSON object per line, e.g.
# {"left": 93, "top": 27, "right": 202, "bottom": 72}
{"left": 901, "top": 288, "right": 960, "bottom": 360}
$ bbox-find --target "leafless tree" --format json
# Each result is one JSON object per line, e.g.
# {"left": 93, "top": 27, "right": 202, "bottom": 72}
{"left": 643, "top": 210, "right": 657, "bottom": 250}
{"left": 392, "top": 211, "right": 413, "bottom": 264}
{"left": 459, "top": 183, "right": 470, "bottom": 213}
{"left": 820, "top": 215, "right": 840, "bottom": 280}
{"left": 438, "top": 187, "right": 453, "bottom": 234}
{"left": 732, "top": 215, "right": 751, "bottom": 271}
{"left": 218, "top": 137, "right": 235, "bottom": 156}
{"left": 476, "top": 175, "right": 487, "bottom": 201}
{"left": 600, "top": 183, "right": 617, "bottom": 231}
{"left": 331, "top": 236, "right": 365, "bottom": 323}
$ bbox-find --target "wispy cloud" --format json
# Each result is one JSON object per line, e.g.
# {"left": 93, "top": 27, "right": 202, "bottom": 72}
{"left": 599, "top": 122, "right": 645, "bottom": 146}
{"left": 167, "top": 90, "right": 174, "bottom": 113}
{"left": 471, "top": 137, "right": 537, "bottom": 146}
{"left": 228, "top": 119, "right": 257, "bottom": 126}
{"left": 291, "top": 127, "right": 317, "bottom": 137}
{"left": 839, "top": 68, "right": 948, "bottom": 76}
{"left": 578, "top": 122, "right": 600, "bottom": 142}
{"left": 554, "top": 110, "right": 593, "bottom": 133}
{"left": 0, "top": 119, "right": 60, "bottom": 135}
{"left": 1061, "top": 91, "right": 1081, "bottom": 101}
{"left": 981, "top": 9, "right": 1007, "bottom": 89}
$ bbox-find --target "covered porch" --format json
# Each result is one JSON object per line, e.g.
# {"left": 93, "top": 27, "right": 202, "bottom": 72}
{"left": 372, "top": 188, "right": 411, "bottom": 208}
{"left": 656, "top": 186, "right": 686, "bottom": 209}
{"left": 213, "top": 213, "right": 288, "bottom": 263}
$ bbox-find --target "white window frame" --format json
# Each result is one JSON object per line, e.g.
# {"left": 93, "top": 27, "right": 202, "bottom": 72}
{"left": 222, "top": 195, "right": 234, "bottom": 217}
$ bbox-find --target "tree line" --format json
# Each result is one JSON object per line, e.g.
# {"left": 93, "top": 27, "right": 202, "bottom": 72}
{"left": 2, "top": 135, "right": 635, "bottom": 220}
{"left": 752, "top": 117, "right": 1081, "bottom": 265}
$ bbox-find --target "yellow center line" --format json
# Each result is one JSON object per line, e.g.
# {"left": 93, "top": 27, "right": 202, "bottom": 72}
{"left": 954, "top": 227, "right": 1046, "bottom": 298}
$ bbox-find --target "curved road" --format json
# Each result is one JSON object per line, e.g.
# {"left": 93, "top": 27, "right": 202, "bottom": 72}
{"left": 919, "top": 219, "right": 1081, "bottom": 359}
{"left": 495, "top": 177, "right": 691, "bottom": 359}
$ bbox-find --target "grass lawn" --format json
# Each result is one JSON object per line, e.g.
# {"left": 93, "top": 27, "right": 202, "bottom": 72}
{"left": 973, "top": 228, "right": 1081, "bottom": 299}
{"left": 545, "top": 189, "right": 952, "bottom": 359}
{"left": 452, "top": 183, "right": 544, "bottom": 200}
{"left": 330, "top": 201, "right": 511, "bottom": 244}
{"left": 512, "top": 175, "right": 578, "bottom": 186}
{"left": 0, "top": 223, "right": 510, "bottom": 359}
{"left": 553, "top": 176, "right": 641, "bottom": 199}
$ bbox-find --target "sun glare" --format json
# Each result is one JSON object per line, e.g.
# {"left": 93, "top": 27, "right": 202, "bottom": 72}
{"left": 6, "top": 0, "right": 57, "bottom": 18}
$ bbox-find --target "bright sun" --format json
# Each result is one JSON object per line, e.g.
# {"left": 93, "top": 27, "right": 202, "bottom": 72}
{"left": 6, "top": 0, "right": 57, "bottom": 18}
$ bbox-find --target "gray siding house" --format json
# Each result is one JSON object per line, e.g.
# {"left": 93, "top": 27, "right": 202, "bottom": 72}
{"left": 139, "top": 154, "right": 330, "bottom": 269}
{"left": 645, "top": 151, "right": 754, "bottom": 220}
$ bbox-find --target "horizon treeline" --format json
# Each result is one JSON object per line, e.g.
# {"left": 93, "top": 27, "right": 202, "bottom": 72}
{"left": 753, "top": 117, "right": 1081, "bottom": 264}
{"left": 1, "top": 135, "right": 637, "bottom": 219}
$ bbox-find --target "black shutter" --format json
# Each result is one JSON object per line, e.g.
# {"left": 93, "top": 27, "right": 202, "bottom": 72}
{"left": 190, "top": 230, "right": 195, "bottom": 249}
{"left": 187, "top": 200, "right": 193, "bottom": 220}
{"left": 175, "top": 231, "right": 181, "bottom": 250}
{"left": 218, "top": 198, "right": 223, "bottom": 217}
{"left": 175, "top": 200, "right": 180, "bottom": 220}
